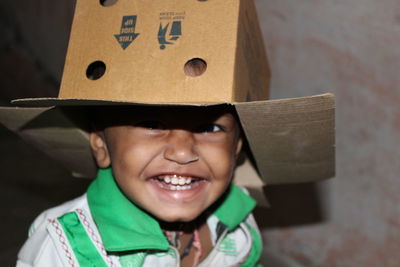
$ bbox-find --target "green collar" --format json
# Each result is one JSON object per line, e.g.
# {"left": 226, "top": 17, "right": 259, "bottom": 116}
{"left": 87, "top": 168, "right": 256, "bottom": 252}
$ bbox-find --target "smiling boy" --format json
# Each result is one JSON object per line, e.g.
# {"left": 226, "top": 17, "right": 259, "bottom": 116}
{"left": 1, "top": 0, "right": 335, "bottom": 266}
{"left": 90, "top": 106, "right": 243, "bottom": 223}
{"left": 17, "top": 105, "right": 262, "bottom": 266}
{"left": 89, "top": 105, "right": 246, "bottom": 265}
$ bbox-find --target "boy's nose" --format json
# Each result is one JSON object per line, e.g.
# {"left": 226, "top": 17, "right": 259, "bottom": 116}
{"left": 163, "top": 129, "right": 199, "bottom": 164}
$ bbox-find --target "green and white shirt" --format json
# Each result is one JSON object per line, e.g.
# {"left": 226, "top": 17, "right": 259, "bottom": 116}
{"left": 17, "top": 168, "right": 263, "bottom": 267}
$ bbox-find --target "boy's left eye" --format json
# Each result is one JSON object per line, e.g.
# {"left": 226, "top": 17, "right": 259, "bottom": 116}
{"left": 195, "top": 124, "right": 223, "bottom": 133}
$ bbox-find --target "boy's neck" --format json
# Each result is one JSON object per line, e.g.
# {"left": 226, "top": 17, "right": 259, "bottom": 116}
{"left": 160, "top": 213, "right": 213, "bottom": 266}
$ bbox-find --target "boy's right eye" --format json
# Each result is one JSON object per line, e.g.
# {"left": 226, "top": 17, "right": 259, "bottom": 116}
{"left": 134, "top": 120, "right": 165, "bottom": 130}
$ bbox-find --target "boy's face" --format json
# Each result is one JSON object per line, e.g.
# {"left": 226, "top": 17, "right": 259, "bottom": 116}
{"left": 90, "top": 106, "right": 242, "bottom": 222}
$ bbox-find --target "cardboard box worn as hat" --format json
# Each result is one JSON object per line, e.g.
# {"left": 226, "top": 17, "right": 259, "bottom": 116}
{"left": 0, "top": 0, "right": 335, "bottom": 205}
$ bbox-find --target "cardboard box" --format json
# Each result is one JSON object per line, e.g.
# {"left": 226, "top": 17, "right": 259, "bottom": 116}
{"left": 55, "top": 0, "right": 269, "bottom": 104}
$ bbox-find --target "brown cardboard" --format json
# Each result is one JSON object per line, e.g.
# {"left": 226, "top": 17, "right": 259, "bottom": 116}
{"left": 0, "top": 107, "right": 96, "bottom": 178}
{"left": 15, "top": 0, "right": 269, "bottom": 106}
{"left": 236, "top": 93, "right": 335, "bottom": 184}
{"left": 234, "top": 0, "right": 270, "bottom": 102}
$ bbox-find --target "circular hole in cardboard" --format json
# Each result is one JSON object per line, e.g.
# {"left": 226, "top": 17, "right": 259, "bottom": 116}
{"left": 100, "top": 0, "right": 118, "bottom": 7}
{"left": 86, "top": 61, "right": 106, "bottom": 80}
{"left": 184, "top": 58, "right": 207, "bottom": 77}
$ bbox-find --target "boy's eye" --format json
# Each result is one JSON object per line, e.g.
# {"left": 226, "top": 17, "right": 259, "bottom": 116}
{"left": 135, "top": 120, "right": 165, "bottom": 130}
{"left": 196, "top": 124, "right": 223, "bottom": 133}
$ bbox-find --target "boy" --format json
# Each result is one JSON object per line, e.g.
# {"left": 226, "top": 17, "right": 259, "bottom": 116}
{"left": 0, "top": 0, "right": 335, "bottom": 266}
{"left": 17, "top": 105, "right": 263, "bottom": 266}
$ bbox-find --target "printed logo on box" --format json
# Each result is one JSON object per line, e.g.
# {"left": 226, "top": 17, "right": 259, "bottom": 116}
{"left": 114, "top": 15, "right": 140, "bottom": 50}
{"left": 158, "top": 12, "right": 185, "bottom": 50}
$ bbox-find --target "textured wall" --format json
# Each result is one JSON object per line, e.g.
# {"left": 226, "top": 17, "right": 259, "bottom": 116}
{"left": 256, "top": 0, "right": 400, "bottom": 266}
{"left": 1, "top": 0, "right": 399, "bottom": 266}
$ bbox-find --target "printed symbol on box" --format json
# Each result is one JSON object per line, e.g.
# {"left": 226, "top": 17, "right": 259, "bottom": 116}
{"left": 158, "top": 12, "right": 185, "bottom": 50}
{"left": 114, "top": 15, "right": 140, "bottom": 50}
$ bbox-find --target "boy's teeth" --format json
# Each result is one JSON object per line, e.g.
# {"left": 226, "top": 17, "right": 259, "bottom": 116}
{"left": 170, "top": 185, "right": 192, "bottom": 191}
{"left": 171, "top": 177, "right": 179, "bottom": 185}
{"left": 161, "top": 175, "right": 193, "bottom": 185}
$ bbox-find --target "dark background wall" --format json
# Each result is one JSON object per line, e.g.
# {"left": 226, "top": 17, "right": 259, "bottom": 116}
{"left": 0, "top": 0, "right": 399, "bottom": 266}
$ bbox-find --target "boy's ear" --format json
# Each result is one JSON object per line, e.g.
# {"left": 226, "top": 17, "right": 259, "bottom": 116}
{"left": 89, "top": 131, "right": 111, "bottom": 168}
{"left": 235, "top": 137, "right": 243, "bottom": 157}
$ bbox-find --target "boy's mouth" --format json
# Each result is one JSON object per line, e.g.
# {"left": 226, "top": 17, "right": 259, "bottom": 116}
{"left": 152, "top": 174, "right": 206, "bottom": 191}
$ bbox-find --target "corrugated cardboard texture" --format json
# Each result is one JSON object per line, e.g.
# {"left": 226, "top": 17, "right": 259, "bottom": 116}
{"left": 234, "top": 0, "right": 270, "bottom": 101}
{"left": 58, "top": 0, "right": 269, "bottom": 104}
{"left": 0, "top": 107, "right": 96, "bottom": 178}
{"left": 236, "top": 93, "right": 335, "bottom": 184}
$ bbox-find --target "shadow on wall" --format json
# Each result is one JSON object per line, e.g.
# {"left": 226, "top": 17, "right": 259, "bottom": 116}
{"left": 255, "top": 183, "right": 325, "bottom": 228}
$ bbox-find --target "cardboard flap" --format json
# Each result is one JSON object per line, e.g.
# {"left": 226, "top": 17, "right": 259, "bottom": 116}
{"left": 235, "top": 93, "right": 335, "bottom": 184}
{"left": 0, "top": 107, "right": 97, "bottom": 178}
{"left": 0, "top": 107, "right": 52, "bottom": 131}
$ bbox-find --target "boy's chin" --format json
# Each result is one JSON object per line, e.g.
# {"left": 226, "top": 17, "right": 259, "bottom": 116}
{"left": 153, "top": 209, "right": 203, "bottom": 224}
